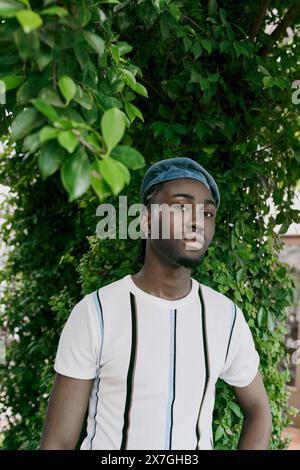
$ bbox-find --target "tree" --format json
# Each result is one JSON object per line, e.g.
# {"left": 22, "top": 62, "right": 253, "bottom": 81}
{"left": 0, "top": 0, "right": 299, "bottom": 449}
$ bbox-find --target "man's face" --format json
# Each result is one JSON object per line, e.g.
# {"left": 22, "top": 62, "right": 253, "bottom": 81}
{"left": 147, "top": 178, "right": 216, "bottom": 269}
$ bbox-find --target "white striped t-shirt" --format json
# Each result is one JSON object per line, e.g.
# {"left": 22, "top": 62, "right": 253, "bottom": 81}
{"left": 54, "top": 274, "right": 259, "bottom": 450}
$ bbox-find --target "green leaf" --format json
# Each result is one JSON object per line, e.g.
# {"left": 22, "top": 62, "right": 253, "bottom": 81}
{"left": 257, "top": 307, "right": 265, "bottom": 327}
{"left": 236, "top": 248, "right": 253, "bottom": 260}
{"left": 58, "top": 75, "right": 76, "bottom": 105}
{"left": 195, "top": 122, "right": 208, "bottom": 140}
{"left": 208, "top": 0, "right": 218, "bottom": 15}
{"left": 98, "top": 156, "right": 128, "bottom": 195}
{"left": 10, "top": 107, "right": 44, "bottom": 141}
{"left": 38, "top": 88, "right": 64, "bottom": 108}
{"left": 53, "top": 118, "right": 73, "bottom": 130}
{"left": 219, "top": 8, "right": 227, "bottom": 24}
{"left": 22, "top": 131, "right": 41, "bottom": 154}
{"left": 271, "top": 285, "right": 286, "bottom": 300}
{"left": 263, "top": 76, "right": 274, "bottom": 89}
{"left": 58, "top": 130, "right": 79, "bottom": 154}
{"left": 0, "top": 0, "right": 24, "bottom": 17}
{"left": 31, "top": 99, "right": 58, "bottom": 122}
{"left": 83, "top": 31, "right": 105, "bottom": 56}
{"left": 236, "top": 268, "right": 245, "bottom": 282}
{"left": 202, "top": 145, "right": 217, "bottom": 155}
{"left": 158, "top": 104, "right": 171, "bottom": 119}
{"left": 116, "top": 41, "right": 132, "bottom": 55}
{"left": 234, "top": 291, "right": 242, "bottom": 303}
{"left": 13, "top": 28, "right": 40, "bottom": 59}
{"left": 101, "top": 107, "right": 127, "bottom": 154}
{"left": 41, "top": 6, "right": 68, "bottom": 16}
{"left": 278, "top": 220, "right": 291, "bottom": 235}
{"left": 169, "top": 3, "right": 181, "bottom": 20}
{"left": 121, "top": 68, "right": 136, "bottom": 89}
{"left": 39, "top": 140, "right": 66, "bottom": 178}
{"left": 16, "top": 10, "right": 43, "bottom": 33}
{"left": 73, "top": 85, "right": 94, "bottom": 110}
{"left": 111, "top": 145, "right": 145, "bottom": 169}
{"left": 215, "top": 425, "right": 224, "bottom": 441}
{"left": 0, "top": 74, "right": 24, "bottom": 91}
{"left": 245, "top": 287, "right": 254, "bottom": 302}
{"left": 151, "top": 121, "right": 167, "bottom": 137}
{"left": 183, "top": 36, "right": 192, "bottom": 52}
{"left": 0, "top": 54, "right": 19, "bottom": 65}
{"left": 274, "top": 78, "right": 287, "bottom": 90}
{"left": 113, "top": 159, "right": 130, "bottom": 185}
{"left": 208, "top": 73, "right": 220, "bottom": 83}
{"left": 258, "top": 65, "right": 270, "bottom": 76}
{"left": 165, "top": 125, "right": 175, "bottom": 142}
{"left": 267, "top": 311, "right": 275, "bottom": 332}
{"left": 61, "top": 147, "right": 91, "bottom": 201}
{"left": 39, "top": 126, "right": 58, "bottom": 144}
{"left": 124, "top": 101, "right": 144, "bottom": 122}
{"left": 152, "top": 0, "right": 164, "bottom": 11}
{"left": 201, "top": 39, "right": 212, "bottom": 54}
{"left": 90, "top": 160, "right": 112, "bottom": 202}
{"left": 190, "top": 70, "right": 201, "bottom": 83}
{"left": 172, "top": 123, "right": 186, "bottom": 135}
{"left": 74, "top": 42, "right": 89, "bottom": 70}
{"left": 133, "top": 82, "right": 148, "bottom": 98}
{"left": 220, "top": 40, "right": 230, "bottom": 54}
{"left": 228, "top": 401, "right": 243, "bottom": 418}
{"left": 160, "top": 11, "right": 175, "bottom": 39}
{"left": 233, "top": 41, "right": 250, "bottom": 58}
{"left": 35, "top": 46, "right": 52, "bottom": 71}
{"left": 111, "top": 45, "right": 120, "bottom": 63}
{"left": 191, "top": 41, "right": 202, "bottom": 60}
{"left": 200, "top": 78, "right": 210, "bottom": 91}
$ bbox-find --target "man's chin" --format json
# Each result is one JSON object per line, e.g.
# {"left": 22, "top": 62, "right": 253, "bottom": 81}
{"left": 173, "top": 251, "right": 205, "bottom": 269}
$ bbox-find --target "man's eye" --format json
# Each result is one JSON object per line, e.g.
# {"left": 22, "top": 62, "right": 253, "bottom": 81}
{"left": 173, "top": 205, "right": 215, "bottom": 217}
{"left": 174, "top": 204, "right": 189, "bottom": 211}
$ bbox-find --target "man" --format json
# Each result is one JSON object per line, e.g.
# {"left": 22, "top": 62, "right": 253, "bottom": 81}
{"left": 40, "top": 157, "right": 272, "bottom": 450}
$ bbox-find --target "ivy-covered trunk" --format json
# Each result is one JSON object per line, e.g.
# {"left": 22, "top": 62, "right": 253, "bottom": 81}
{"left": 0, "top": 0, "right": 300, "bottom": 449}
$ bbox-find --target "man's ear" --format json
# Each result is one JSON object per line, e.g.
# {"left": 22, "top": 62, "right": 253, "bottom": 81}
{"left": 139, "top": 207, "right": 151, "bottom": 239}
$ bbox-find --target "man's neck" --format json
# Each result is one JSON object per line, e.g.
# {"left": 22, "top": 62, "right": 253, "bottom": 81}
{"left": 131, "top": 264, "right": 192, "bottom": 301}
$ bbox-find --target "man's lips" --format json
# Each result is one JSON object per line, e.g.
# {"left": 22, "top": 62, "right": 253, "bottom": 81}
{"left": 183, "top": 233, "right": 204, "bottom": 250}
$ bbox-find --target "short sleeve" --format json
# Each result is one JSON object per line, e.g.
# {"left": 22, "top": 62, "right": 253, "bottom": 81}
{"left": 219, "top": 304, "right": 260, "bottom": 387}
{"left": 54, "top": 294, "right": 101, "bottom": 380}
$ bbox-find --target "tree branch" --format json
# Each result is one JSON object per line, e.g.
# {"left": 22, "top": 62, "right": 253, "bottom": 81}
{"left": 249, "top": 0, "right": 271, "bottom": 42}
{"left": 259, "top": 2, "right": 300, "bottom": 56}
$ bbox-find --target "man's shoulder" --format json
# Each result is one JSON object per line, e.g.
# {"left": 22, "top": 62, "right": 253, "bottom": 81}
{"left": 88, "top": 275, "right": 128, "bottom": 298}
{"left": 197, "top": 281, "right": 235, "bottom": 309}
{"left": 196, "top": 282, "right": 238, "bottom": 329}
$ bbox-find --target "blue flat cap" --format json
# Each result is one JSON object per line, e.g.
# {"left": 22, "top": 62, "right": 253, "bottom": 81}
{"left": 140, "top": 157, "right": 220, "bottom": 208}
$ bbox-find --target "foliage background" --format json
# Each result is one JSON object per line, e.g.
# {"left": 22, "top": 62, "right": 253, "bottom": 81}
{"left": 0, "top": 0, "right": 300, "bottom": 449}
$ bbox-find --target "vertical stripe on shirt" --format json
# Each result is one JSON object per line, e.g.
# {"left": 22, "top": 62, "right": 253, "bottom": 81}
{"left": 120, "top": 292, "right": 138, "bottom": 450}
{"left": 164, "top": 308, "right": 177, "bottom": 450}
{"left": 89, "top": 290, "right": 104, "bottom": 449}
{"left": 195, "top": 284, "right": 210, "bottom": 450}
{"left": 224, "top": 302, "right": 237, "bottom": 363}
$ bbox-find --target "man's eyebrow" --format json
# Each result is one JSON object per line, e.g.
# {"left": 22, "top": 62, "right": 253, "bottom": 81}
{"left": 172, "top": 193, "right": 216, "bottom": 207}
{"left": 203, "top": 198, "right": 216, "bottom": 208}
{"left": 172, "top": 193, "right": 195, "bottom": 200}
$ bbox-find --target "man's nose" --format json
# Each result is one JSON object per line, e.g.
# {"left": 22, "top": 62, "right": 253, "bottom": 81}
{"left": 184, "top": 204, "right": 205, "bottom": 236}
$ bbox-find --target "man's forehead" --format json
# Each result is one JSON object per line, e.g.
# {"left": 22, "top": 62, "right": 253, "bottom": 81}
{"left": 160, "top": 178, "right": 214, "bottom": 198}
